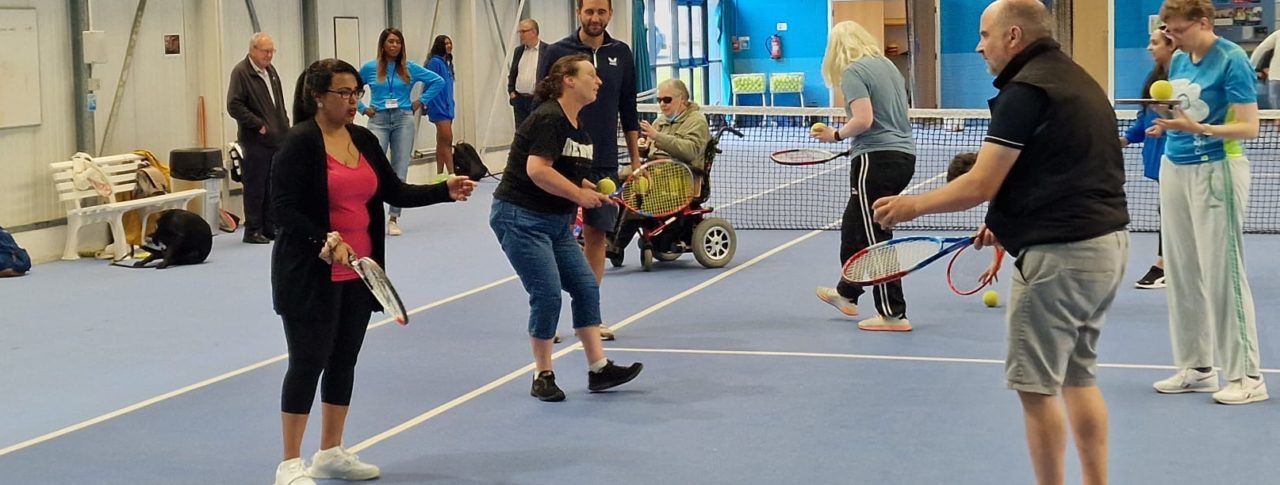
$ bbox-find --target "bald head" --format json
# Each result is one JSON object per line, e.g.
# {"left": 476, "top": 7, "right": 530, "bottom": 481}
{"left": 987, "top": 0, "right": 1053, "bottom": 42}
{"left": 977, "top": 0, "right": 1053, "bottom": 75}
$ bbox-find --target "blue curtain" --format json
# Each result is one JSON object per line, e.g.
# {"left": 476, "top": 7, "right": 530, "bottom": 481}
{"left": 633, "top": 0, "right": 655, "bottom": 97}
{"left": 716, "top": 0, "right": 733, "bottom": 104}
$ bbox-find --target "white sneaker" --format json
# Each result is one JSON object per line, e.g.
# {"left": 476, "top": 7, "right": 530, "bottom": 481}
{"left": 308, "top": 446, "right": 380, "bottom": 480}
{"left": 1153, "top": 368, "right": 1220, "bottom": 394}
{"left": 274, "top": 458, "right": 316, "bottom": 485}
{"left": 857, "top": 315, "right": 912, "bottom": 332}
{"left": 816, "top": 287, "right": 859, "bottom": 317}
{"left": 387, "top": 219, "right": 402, "bottom": 236}
{"left": 1213, "top": 376, "right": 1269, "bottom": 405}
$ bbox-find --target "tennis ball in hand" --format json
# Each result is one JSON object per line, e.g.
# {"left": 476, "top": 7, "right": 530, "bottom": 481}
{"left": 811, "top": 122, "right": 828, "bottom": 135}
{"left": 1150, "top": 80, "right": 1174, "bottom": 100}
{"left": 596, "top": 178, "right": 616, "bottom": 195}
{"left": 983, "top": 290, "right": 1000, "bottom": 308}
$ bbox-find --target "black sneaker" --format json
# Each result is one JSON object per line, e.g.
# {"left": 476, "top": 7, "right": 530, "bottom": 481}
{"left": 531, "top": 371, "right": 566, "bottom": 402}
{"left": 587, "top": 360, "right": 643, "bottom": 392}
{"left": 1135, "top": 266, "right": 1167, "bottom": 289}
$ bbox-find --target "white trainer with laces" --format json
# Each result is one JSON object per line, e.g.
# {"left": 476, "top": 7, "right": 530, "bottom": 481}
{"left": 308, "top": 446, "right": 380, "bottom": 480}
{"left": 816, "top": 287, "right": 859, "bottom": 317}
{"left": 274, "top": 458, "right": 316, "bottom": 485}
{"left": 1213, "top": 376, "right": 1269, "bottom": 405}
{"left": 1153, "top": 368, "right": 1220, "bottom": 394}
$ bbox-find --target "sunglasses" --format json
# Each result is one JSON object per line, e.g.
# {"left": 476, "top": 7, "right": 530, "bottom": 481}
{"left": 657, "top": 96, "right": 675, "bottom": 104}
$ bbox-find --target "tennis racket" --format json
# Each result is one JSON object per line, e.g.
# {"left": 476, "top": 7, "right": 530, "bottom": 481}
{"left": 946, "top": 243, "right": 1006, "bottom": 296}
{"left": 607, "top": 160, "right": 696, "bottom": 218}
{"left": 770, "top": 148, "right": 853, "bottom": 166}
{"left": 349, "top": 255, "right": 408, "bottom": 325}
{"left": 842, "top": 236, "right": 974, "bottom": 286}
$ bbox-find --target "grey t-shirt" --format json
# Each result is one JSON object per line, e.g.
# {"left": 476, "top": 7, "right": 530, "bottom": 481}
{"left": 840, "top": 56, "right": 916, "bottom": 157}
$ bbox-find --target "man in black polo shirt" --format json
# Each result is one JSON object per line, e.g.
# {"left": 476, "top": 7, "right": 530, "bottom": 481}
{"left": 538, "top": 0, "right": 641, "bottom": 341}
{"left": 873, "top": 1, "right": 1127, "bottom": 483}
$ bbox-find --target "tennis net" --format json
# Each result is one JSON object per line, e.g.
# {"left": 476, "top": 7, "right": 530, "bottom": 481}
{"left": 628, "top": 104, "right": 1280, "bottom": 233}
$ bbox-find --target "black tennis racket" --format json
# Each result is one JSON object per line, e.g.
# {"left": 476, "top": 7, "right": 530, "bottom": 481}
{"left": 770, "top": 148, "right": 853, "bottom": 166}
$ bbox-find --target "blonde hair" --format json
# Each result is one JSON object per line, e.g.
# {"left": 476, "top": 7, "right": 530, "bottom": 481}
{"left": 1159, "top": 0, "right": 1214, "bottom": 23}
{"left": 822, "top": 21, "right": 882, "bottom": 88}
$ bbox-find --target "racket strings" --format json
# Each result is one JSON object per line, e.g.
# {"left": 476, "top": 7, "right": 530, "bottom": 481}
{"left": 774, "top": 149, "right": 832, "bottom": 164}
{"left": 843, "top": 241, "right": 940, "bottom": 281}
{"left": 622, "top": 163, "right": 694, "bottom": 215}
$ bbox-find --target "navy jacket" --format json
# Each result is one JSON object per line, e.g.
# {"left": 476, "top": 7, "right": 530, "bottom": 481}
{"left": 509, "top": 41, "right": 549, "bottom": 95}
{"left": 538, "top": 30, "right": 639, "bottom": 169}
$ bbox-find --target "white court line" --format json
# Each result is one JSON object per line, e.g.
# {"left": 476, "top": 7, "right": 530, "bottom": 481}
{"left": 0, "top": 275, "right": 519, "bottom": 458}
{"left": 603, "top": 347, "right": 1280, "bottom": 374}
{"left": 347, "top": 227, "right": 830, "bottom": 453}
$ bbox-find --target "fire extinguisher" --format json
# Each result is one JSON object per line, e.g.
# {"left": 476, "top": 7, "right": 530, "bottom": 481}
{"left": 769, "top": 34, "right": 782, "bottom": 60}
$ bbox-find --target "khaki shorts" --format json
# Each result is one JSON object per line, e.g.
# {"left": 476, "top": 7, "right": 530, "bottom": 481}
{"left": 1005, "top": 231, "right": 1129, "bottom": 395}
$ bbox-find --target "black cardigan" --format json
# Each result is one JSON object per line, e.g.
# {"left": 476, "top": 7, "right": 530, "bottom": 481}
{"left": 270, "top": 119, "right": 454, "bottom": 318}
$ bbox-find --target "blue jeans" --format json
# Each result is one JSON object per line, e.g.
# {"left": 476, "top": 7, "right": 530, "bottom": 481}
{"left": 367, "top": 109, "right": 415, "bottom": 217}
{"left": 489, "top": 198, "right": 603, "bottom": 339}
{"left": 1268, "top": 81, "right": 1280, "bottom": 110}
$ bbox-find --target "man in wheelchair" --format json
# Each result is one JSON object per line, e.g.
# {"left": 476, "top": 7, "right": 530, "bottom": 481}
{"left": 607, "top": 79, "right": 736, "bottom": 269}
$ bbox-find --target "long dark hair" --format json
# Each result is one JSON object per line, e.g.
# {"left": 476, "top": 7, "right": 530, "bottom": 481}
{"left": 429, "top": 35, "right": 454, "bottom": 76}
{"left": 1140, "top": 29, "right": 1174, "bottom": 99}
{"left": 377, "top": 28, "right": 411, "bottom": 84}
{"left": 534, "top": 54, "right": 591, "bottom": 102}
{"left": 291, "top": 58, "right": 363, "bottom": 123}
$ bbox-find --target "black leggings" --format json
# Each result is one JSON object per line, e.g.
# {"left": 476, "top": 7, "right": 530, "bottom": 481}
{"left": 280, "top": 280, "right": 374, "bottom": 414}
{"left": 836, "top": 150, "right": 916, "bottom": 319}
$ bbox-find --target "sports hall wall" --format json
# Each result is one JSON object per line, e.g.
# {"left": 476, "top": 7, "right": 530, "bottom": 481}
{"left": 0, "top": 0, "right": 618, "bottom": 263}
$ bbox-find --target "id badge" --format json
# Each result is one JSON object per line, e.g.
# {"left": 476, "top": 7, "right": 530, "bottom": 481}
{"left": 384, "top": 98, "right": 399, "bottom": 110}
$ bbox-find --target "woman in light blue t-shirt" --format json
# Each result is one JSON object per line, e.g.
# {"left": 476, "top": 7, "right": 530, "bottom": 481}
{"left": 358, "top": 28, "right": 445, "bottom": 235}
{"left": 1151, "top": 2, "right": 1265, "bottom": 405}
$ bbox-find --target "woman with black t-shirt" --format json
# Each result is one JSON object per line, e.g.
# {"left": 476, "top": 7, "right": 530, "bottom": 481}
{"left": 489, "top": 54, "right": 643, "bottom": 402}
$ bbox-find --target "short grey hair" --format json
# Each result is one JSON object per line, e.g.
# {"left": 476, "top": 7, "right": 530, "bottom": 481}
{"left": 250, "top": 32, "right": 272, "bottom": 50}
{"left": 659, "top": 78, "right": 690, "bottom": 101}
{"left": 520, "top": 19, "right": 540, "bottom": 34}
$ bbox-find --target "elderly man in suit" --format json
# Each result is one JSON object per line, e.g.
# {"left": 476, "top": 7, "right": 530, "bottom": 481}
{"left": 508, "top": 19, "right": 548, "bottom": 126}
{"left": 228, "top": 32, "right": 289, "bottom": 244}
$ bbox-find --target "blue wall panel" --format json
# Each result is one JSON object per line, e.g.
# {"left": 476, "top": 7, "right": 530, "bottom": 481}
{"left": 730, "top": 0, "right": 829, "bottom": 106}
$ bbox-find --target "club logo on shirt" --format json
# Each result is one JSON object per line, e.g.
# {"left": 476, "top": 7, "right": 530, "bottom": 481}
{"left": 608, "top": 57, "right": 618, "bottom": 66}
{"left": 562, "top": 138, "right": 594, "bottom": 160}
{"left": 1170, "top": 79, "right": 1210, "bottom": 122}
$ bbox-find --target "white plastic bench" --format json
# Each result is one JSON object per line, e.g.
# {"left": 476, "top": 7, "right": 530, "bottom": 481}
{"left": 50, "top": 153, "right": 205, "bottom": 260}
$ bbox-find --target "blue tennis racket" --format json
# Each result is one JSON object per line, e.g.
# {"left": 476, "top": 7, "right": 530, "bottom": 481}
{"left": 842, "top": 236, "right": 975, "bottom": 286}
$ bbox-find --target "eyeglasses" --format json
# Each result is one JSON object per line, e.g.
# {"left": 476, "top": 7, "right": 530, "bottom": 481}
{"left": 1162, "top": 20, "right": 1199, "bottom": 38}
{"left": 657, "top": 96, "right": 675, "bottom": 104}
{"left": 327, "top": 89, "right": 364, "bottom": 100}
{"left": 518, "top": 29, "right": 534, "bottom": 34}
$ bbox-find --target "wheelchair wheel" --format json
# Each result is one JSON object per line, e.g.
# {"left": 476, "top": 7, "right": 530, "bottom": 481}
{"left": 641, "top": 248, "right": 654, "bottom": 272}
{"left": 654, "top": 251, "right": 681, "bottom": 262}
{"left": 692, "top": 218, "right": 735, "bottom": 268}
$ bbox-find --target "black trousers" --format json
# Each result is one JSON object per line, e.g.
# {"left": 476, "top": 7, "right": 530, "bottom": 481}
{"left": 241, "top": 141, "right": 277, "bottom": 235}
{"left": 512, "top": 94, "right": 537, "bottom": 128}
{"left": 836, "top": 150, "right": 916, "bottom": 319}
{"left": 280, "top": 280, "right": 374, "bottom": 414}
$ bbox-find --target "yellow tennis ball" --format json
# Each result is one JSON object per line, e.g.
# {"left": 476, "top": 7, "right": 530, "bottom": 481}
{"left": 810, "top": 122, "right": 827, "bottom": 134}
{"left": 1150, "top": 80, "right": 1174, "bottom": 101}
{"left": 634, "top": 176, "right": 650, "bottom": 193}
{"left": 596, "top": 178, "right": 616, "bottom": 195}
{"left": 983, "top": 290, "right": 1000, "bottom": 308}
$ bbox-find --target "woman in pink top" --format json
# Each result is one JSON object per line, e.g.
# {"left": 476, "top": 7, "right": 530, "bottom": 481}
{"left": 267, "top": 59, "right": 475, "bottom": 485}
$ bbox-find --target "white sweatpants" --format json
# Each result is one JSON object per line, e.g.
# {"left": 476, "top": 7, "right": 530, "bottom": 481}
{"left": 1159, "top": 156, "right": 1260, "bottom": 381}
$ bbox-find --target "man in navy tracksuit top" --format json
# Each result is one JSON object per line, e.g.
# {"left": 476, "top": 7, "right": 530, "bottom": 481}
{"left": 538, "top": 0, "right": 640, "bottom": 341}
